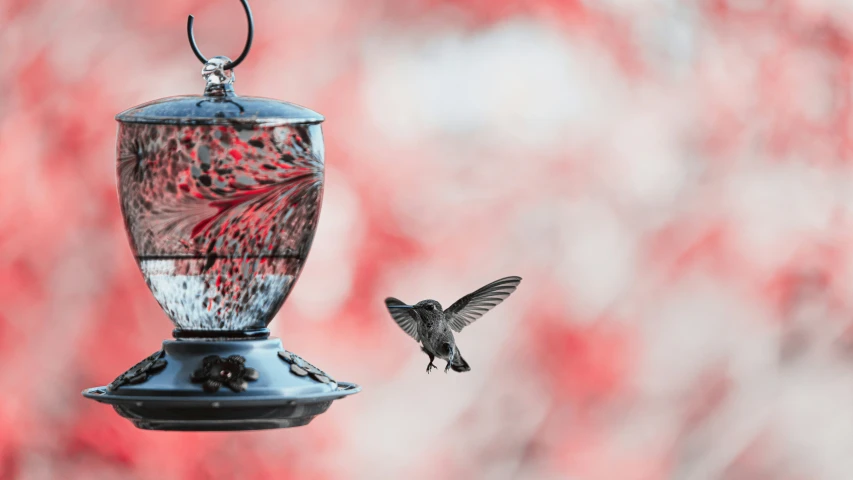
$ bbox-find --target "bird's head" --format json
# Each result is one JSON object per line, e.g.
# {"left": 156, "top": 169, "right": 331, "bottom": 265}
{"left": 413, "top": 299, "right": 443, "bottom": 314}
{"left": 388, "top": 299, "right": 443, "bottom": 316}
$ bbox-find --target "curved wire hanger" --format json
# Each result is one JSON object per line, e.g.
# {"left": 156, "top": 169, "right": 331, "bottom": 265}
{"left": 187, "top": 0, "right": 254, "bottom": 70}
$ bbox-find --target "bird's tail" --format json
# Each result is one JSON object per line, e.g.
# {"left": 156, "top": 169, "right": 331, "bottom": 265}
{"left": 451, "top": 350, "right": 471, "bottom": 373}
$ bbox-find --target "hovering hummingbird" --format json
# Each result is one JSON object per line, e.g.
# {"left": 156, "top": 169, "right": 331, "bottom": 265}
{"left": 385, "top": 276, "right": 522, "bottom": 373}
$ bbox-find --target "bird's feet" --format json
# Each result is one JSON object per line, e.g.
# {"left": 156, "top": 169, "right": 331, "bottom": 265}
{"left": 426, "top": 362, "right": 436, "bottom": 374}
{"left": 444, "top": 362, "right": 451, "bottom": 373}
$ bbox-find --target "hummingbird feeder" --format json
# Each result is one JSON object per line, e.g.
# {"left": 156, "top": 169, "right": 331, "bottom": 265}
{"left": 82, "top": 0, "right": 360, "bottom": 430}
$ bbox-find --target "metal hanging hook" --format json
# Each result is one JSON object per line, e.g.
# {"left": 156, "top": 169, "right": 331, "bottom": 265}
{"left": 187, "top": 0, "right": 255, "bottom": 70}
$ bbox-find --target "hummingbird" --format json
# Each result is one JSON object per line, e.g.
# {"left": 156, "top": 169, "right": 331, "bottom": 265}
{"left": 385, "top": 276, "right": 522, "bottom": 373}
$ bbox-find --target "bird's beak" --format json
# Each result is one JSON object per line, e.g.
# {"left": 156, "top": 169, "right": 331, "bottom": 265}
{"left": 388, "top": 305, "right": 414, "bottom": 309}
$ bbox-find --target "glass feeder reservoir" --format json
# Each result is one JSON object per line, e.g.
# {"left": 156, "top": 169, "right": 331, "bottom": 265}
{"left": 82, "top": 1, "right": 359, "bottom": 430}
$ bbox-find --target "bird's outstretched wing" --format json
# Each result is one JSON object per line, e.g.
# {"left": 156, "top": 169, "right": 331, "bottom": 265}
{"left": 385, "top": 297, "right": 420, "bottom": 342}
{"left": 446, "top": 276, "right": 522, "bottom": 332}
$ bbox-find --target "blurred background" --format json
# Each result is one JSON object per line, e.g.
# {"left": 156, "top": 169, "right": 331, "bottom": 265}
{"left": 3, "top": 0, "right": 853, "bottom": 478}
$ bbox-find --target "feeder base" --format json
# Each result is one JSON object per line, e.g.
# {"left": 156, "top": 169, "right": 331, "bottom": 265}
{"left": 82, "top": 337, "right": 360, "bottom": 431}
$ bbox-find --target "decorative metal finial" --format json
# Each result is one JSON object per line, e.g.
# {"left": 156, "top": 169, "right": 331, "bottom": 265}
{"left": 187, "top": 0, "right": 254, "bottom": 71}
{"left": 202, "top": 56, "right": 235, "bottom": 95}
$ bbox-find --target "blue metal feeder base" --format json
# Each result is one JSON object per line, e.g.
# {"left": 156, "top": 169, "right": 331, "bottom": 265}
{"left": 82, "top": 338, "right": 360, "bottom": 431}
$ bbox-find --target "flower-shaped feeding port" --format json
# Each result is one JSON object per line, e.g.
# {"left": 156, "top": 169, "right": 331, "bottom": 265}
{"left": 191, "top": 355, "right": 259, "bottom": 392}
{"left": 108, "top": 350, "right": 167, "bottom": 391}
{"left": 278, "top": 350, "right": 335, "bottom": 385}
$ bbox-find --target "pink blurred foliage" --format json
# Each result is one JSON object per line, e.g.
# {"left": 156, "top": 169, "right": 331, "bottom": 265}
{"left": 4, "top": 0, "right": 853, "bottom": 478}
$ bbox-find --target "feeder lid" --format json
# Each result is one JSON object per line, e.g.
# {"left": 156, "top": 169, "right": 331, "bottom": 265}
{"left": 116, "top": 95, "right": 324, "bottom": 127}
{"left": 116, "top": 57, "right": 324, "bottom": 127}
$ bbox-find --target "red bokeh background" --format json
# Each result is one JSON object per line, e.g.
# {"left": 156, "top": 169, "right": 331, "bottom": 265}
{"left": 4, "top": 0, "right": 853, "bottom": 478}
